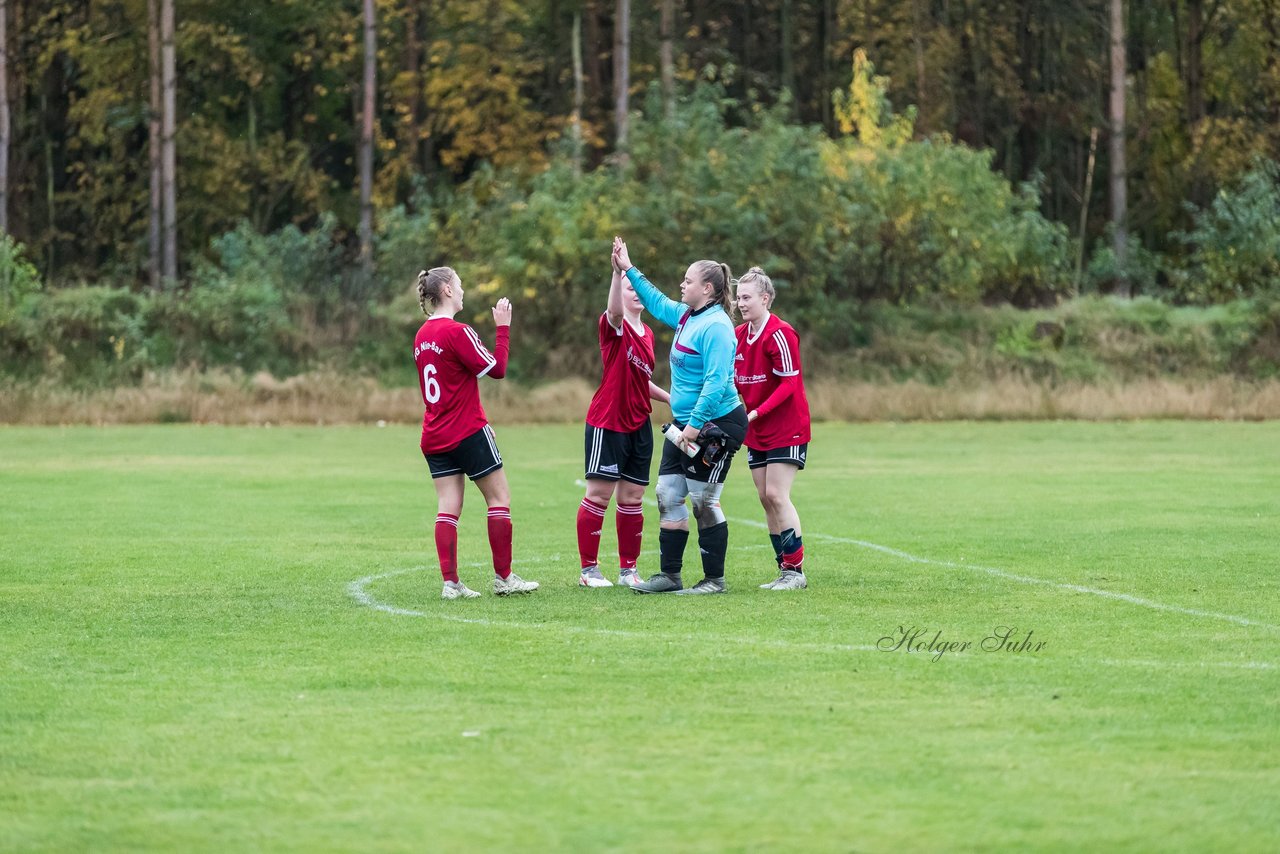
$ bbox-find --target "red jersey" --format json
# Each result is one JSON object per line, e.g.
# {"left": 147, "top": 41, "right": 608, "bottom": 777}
{"left": 734, "top": 313, "right": 811, "bottom": 449}
{"left": 585, "top": 312, "right": 656, "bottom": 432}
{"left": 414, "top": 317, "right": 509, "bottom": 454}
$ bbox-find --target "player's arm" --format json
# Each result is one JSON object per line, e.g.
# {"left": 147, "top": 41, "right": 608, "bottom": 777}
{"left": 605, "top": 237, "right": 625, "bottom": 329}
{"left": 486, "top": 298, "right": 512, "bottom": 379}
{"left": 606, "top": 268, "right": 624, "bottom": 330}
{"left": 749, "top": 328, "right": 801, "bottom": 421}
{"left": 612, "top": 238, "right": 685, "bottom": 330}
{"left": 648, "top": 381, "right": 671, "bottom": 405}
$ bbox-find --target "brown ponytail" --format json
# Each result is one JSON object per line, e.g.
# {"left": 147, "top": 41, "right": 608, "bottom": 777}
{"left": 694, "top": 259, "right": 735, "bottom": 318}
{"left": 416, "top": 267, "right": 456, "bottom": 315}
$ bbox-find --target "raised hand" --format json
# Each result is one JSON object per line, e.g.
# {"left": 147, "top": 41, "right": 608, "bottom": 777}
{"left": 612, "top": 237, "right": 633, "bottom": 273}
{"left": 492, "top": 297, "right": 512, "bottom": 327}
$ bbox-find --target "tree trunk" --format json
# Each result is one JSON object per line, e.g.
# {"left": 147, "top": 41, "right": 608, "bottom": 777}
{"left": 358, "top": 0, "right": 375, "bottom": 275}
{"left": 910, "top": 0, "right": 927, "bottom": 128}
{"left": 572, "top": 10, "right": 584, "bottom": 174}
{"left": 584, "top": 0, "right": 602, "bottom": 108}
{"left": 659, "top": 0, "right": 674, "bottom": 120}
{"left": 0, "top": 0, "right": 9, "bottom": 236}
{"left": 160, "top": 0, "right": 176, "bottom": 283}
{"left": 1075, "top": 126, "right": 1099, "bottom": 294}
{"left": 1109, "top": 0, "right": 1128, "bottom": 296}
{"left": 781, "top": 0, "right": 795, "bottom": 113}
{"left": 821, "top": 0, "right": 834, "bottom": 132}
{"left": 1185, "top": 0, "right": 1205, "bottom": 125}
{"left": 147, "top": 0, "right": 161, "bottom": 290}
{"left": 613, "top": 0, "right": 630, "bottom": 149}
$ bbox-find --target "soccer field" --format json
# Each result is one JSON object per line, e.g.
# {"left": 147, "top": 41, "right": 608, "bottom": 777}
{"left": 1, "top": 421, "right": 1277, "bottom": 851}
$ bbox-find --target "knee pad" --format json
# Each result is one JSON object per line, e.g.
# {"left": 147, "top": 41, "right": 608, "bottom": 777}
{"left": 656, "top": 474, "right": 689, "bottom": 523}
{"left": 687, "top": 480, "right": 725, "bottom": 526}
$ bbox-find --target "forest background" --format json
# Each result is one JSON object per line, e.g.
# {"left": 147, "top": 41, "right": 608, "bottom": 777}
{"left": 1, "top": 0, "right": 1279, "bottom": 421}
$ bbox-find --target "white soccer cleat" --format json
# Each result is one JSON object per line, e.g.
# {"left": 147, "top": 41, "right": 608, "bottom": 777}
{"left": 579, "top": 567, "right": 614, "bottom": 588}
{"left": 441, "top": 580, "right": 480, "bottom": 600}
{"left": 764, "top": 570, "right": 808, "bottom": 590}
{"left": 494, "top": 572, "right": 540, "bottom": 596}
{"left": 618, "top": 569, "right": 643, "bottom": 588}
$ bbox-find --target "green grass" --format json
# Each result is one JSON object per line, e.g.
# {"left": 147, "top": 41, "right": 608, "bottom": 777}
{"left": 1, "top": 422, "right": 1277, "bottom": 851}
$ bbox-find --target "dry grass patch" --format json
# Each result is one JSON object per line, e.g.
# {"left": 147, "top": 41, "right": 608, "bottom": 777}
{"left": 2, "top": 371, "right": 1279, "bottom": 424}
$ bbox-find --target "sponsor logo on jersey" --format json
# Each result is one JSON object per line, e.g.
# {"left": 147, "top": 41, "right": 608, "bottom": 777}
{"left": 414, "top": 340, "right": 444, "bottom": 358}
{"left": 626, "top": 345, "right": 653, "bottom": 377}
{"left": 736, "top": 373, "right": 768, "bottom": 385}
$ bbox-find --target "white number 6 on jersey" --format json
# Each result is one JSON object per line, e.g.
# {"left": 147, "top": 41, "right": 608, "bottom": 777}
{"left": 422, "top": 363, "right": 441, "bottom": 404}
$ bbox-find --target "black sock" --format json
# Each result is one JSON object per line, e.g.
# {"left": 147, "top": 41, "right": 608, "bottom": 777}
{"left": 769, "top": 532, "right": 783, "bottom": 567}
{"left": 659, "top": 528, "right": 688, "bottom": 576}
{"left": 780, "top": 528, "right": 804, "bottom": 573}
{"left": 698, "top": 522, "right": 729, "bottom": 579}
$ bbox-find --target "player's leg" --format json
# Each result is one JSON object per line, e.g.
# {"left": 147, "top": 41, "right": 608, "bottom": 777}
{"left": 761, "top": 453, "right": 807, "bottom": 590}
{"left": 613, "top": 425, "right": 652, "bottom": 587}
{"left": 749, "top": 454, "right": 785, "bottom": 577}
{"left": 676, "top": 407, "right": 747, "bottom": 595}
{"left": 578, "top": 425, "right": 619, "bottom": 587}
{"left": 614, "top": 478, "right": 647, "bottom": 586}
{"left": 633, "top": 437, "right": 689, "bottom": 593}
{"left": 460, "top": 425, "right": 536, "bottom": 596}
{"left": 431, "top": 472, "right": 476, "bottom": 599}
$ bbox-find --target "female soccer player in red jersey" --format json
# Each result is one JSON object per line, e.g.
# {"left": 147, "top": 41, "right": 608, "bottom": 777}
{"left": 734, "top": 267, "right": 812, "bottom": 590}
{"left": 576, "top": 240, "right": 671, "bottom": 588}
{"left": 413, "top": 267, "right": 539, "bottom": 600}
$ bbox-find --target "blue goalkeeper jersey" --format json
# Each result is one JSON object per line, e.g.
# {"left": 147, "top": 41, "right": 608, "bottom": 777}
{"left": 625, "top": 266, "right": 741, "bottom": 429}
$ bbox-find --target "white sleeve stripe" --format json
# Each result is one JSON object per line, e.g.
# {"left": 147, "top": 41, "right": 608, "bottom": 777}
{"left": 772, "top": 329, "right": 794, "bottom": 373}
{"left": 464, "top": 326, "right": 493, "bottom": 361}
{"left": 772, "top": 369, "right": 799, "bottom": 377}
{"left": 476, "top": 359, "right": 497, "bottom": 378}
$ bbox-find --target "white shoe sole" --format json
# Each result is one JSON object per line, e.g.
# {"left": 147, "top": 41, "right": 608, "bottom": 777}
{"left": 579, "top": 575, "right": 614, "bottom": 588}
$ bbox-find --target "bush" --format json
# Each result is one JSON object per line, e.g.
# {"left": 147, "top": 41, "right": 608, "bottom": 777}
{"left": 1173, "top": 159, "right": 1280, "bottom": 303}
{"left": 0, "top": 234, "right": 42, "bottom": 327}
{"left": 420, "top": 83, "right": 1075, "bottom": 375}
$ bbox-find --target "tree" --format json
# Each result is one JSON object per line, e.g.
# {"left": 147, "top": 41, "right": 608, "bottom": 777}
{"left": 358, "top": 0, "right": 375, "bottom": 275}
{"left": 613, "top": 0, "right": 629, "bottom": 149}
{"left": 660, "top": 0, "right": 674, "bottom": 120}
{"left": 1109, "top": 0, "right": 1128, "bottom": 295}
{"left": 148, "top": 0, "right": 161, "bottom": 290}
{"left": 161, "top": 0, "right": 176, "bottom": 283}
{"left": 0, "top": 0, "right": 8, "bottom": 236}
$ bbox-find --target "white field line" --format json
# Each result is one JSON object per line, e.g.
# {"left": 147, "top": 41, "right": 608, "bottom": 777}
{"left": 567, "top": 480, "right": 1277, "bottom": 633}
{"left": 346, "top": 565, "right": 1276, "bottom": 671}
{"left": 346, "top": 562, "right": 882, "bottom": 655}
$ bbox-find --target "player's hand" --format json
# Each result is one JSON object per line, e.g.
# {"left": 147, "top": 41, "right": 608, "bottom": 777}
{"left": 492, "top": 297, "right": 512, "bottom": 327}
{"left": 680, "top": 424, "right": 701, "bottom": 448}
{"left": 748, "top": 410, "right": 758, "bottom": 423}
{"left": 613, "top": 238, "right": 632, "bottom": 272}
{"left": 611, "top": 237, "right": 623, "bottom": 272}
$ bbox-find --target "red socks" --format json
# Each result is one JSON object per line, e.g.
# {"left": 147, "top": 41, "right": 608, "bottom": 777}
{"left": 781, "top": 544, "right": 804, "bottom": 571}
{"left": 576, "top": 498, "right": 607, "bottom": 569}
{"left": 435, "top": 513, "right": 459, "bottom": 582}
{"left": 487, "top": 506, "right": 513, "bottom": 578}
{"left": 616, "top": 502, "right": 644, "bottom": 570}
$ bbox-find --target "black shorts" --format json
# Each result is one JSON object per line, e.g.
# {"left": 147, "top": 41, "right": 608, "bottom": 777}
{"left": 746, "top": 443, "right": 808, "bottom": 470}
{"left": 424, "top": 425, "right": 503, "bottom": 481}
{"left": 585, "top": 423, "right": 654, "bottom": 485}
{"left": 658, "top": 405, "right": 748, "bottom": 484}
